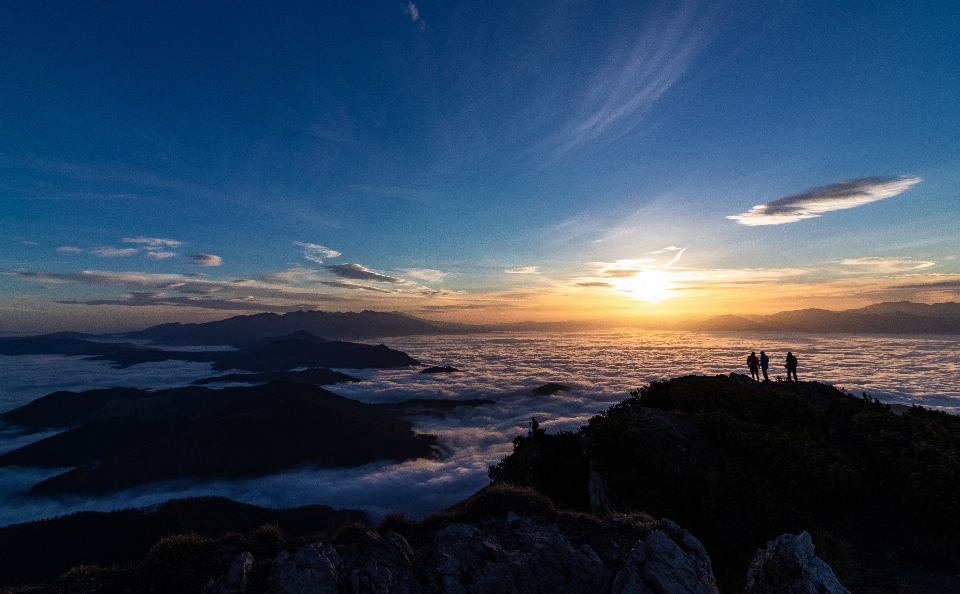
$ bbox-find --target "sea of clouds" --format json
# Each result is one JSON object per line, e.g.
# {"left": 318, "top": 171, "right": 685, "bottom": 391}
{"left": 1, "top": 330, "right": 958, "bottom": 527}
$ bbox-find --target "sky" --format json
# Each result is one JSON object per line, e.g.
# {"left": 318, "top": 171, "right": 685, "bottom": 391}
{"left": 2, "top": 0, "right": 959, "bottom": 332}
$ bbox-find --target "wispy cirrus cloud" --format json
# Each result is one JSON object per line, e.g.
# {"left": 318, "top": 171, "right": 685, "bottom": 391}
{"left": 728, "top": 176, "right": 922, "bottom": 226}
{"left": 840, "top": 257, "right": 935, "bottom": 273}
{"left": 403, "top": 269, "right": 449, "bottom": 283}
{"left": 56, "top": 246, "right": 83, "bottom": 253}
{"left": 189, "top": 254, "right": 222, "bottom": 266}
{"left": 294, "top": 241, "right": 341, "bottom": 264}
{"left": 505, "top": 266, "right": 541, "bottom": 274}
{"left": 90, "top": 247, "right": 138, "bottom": 257}
{"left": 145, "top": 251, "right": 177, "bottom": 260}
{"left": 553, "top": 3, "right": 716, "bottom": 154}
{"left": 123, "top": 237, "right": 182, "bottom": 248}
{"left": 324, "top": 263, "right": 405, "bottom": 284}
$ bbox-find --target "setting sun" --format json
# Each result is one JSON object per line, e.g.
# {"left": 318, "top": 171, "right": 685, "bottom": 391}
{"left": 615, "top": 269, "right": 674, "bottom": 302}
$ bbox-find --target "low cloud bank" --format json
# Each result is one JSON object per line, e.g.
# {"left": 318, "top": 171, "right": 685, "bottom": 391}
{"left": 1, "top": 331, "right": 958, "bottom": 526}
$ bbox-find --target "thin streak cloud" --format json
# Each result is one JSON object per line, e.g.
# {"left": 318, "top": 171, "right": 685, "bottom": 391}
{"left": 324, "top": 263, "right": 404, "bottom": 284}
{"left": 189, "top": 254, "right": 223, "bottom": 266}
{"left": 728, "top": 176, "right": 922, "bottom": 226}
{"left": 56, "top": 246, "right": 83, "bottom": 253}
{"left": 294, "top": 241, "right": 341, "bottom": 264}
{"left": 504, "top": 267, "right": 541, "bottom": 274}
{"left": 123, "top": 237, "right": 182, "bottom": 248}
{"left": 90, "top": 247, "right": 138, "bottom": 257}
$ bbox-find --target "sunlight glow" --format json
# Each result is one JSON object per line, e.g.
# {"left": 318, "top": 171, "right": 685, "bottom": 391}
{"left": 614, "top": 269, "right": 674, "bottom": 302}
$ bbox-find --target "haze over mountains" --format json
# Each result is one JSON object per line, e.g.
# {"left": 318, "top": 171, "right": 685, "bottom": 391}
{"left": 687, "top": 301, "right": 960, "bottom": 334}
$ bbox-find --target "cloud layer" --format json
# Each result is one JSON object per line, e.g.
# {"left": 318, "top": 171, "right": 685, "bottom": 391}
{"left": 728, "top": 176, "right": 922, "bottom": 226}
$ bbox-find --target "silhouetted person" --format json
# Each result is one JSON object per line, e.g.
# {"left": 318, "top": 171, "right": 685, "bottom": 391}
{"left": 747, "top": 351, "right": 760, "bottom": 381}
{"left": 785, "top": 351, "right": 798, "bottom": 382}
{"left": 759, "top": 351, "right": 770, "bottom": 382}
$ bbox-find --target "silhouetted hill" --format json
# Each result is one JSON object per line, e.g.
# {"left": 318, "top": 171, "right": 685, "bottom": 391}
{"left": 1, "top": 382, "right": 492, "bottom": 496}
{"left": 124, "top": 310, "right": 458, "bottom": 346}
{"left": 688, "top": 301, "right": 960, "bottom": 334}
{"left": 490, "top": 374, "right": 960, "bottom": 592}
{"left": 0, "top": 496, "right": 367, "bottom": 588}
{"left": 0, "top": 332, "right": 418, "bottom": 370}
{"left": 191, "top": 367, "right": 360, "bottom": 386}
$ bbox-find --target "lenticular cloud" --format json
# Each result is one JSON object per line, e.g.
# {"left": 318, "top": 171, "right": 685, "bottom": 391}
{"left": 728, "top": 176, "right": 921, "bottom": 226}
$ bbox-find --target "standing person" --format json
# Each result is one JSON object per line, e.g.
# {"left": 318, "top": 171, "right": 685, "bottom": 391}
{"left": 747, "top": 351, "right": 760, "bottom": 381}
{"left": 759, "top": 351, "right": 770, "bottom": 382}
{"left": 785, "top": 351, "right": 798, "bottom": 382}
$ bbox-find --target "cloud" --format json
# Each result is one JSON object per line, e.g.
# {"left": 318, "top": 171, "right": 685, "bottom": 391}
{"left": 663, "top": 248, "right": 686, "bottom": 269}
{"left": 189, "top": 254, "right": 222, "bottom": 266}
{"left": 21, "top": 241, "right": 38, "bottom": 246}
{"left": 123, "top": 237, "right": 182, "bottom": 248}
{"left": 145, "top": 251, "right": 176, "bottom": 260}
{"left": 319, "top": 280, "right": 399, "bottom": 294}
{"left": 574, "top": 281, "right": 615, "bottom": 288}
{"left": 90, "top": 247, "right": 139, "bottom": 257}
{"left": 404, "top": 2, "right": 419, "bottom": 21}
{"left": 650, "top": 246, "right": 683, "bottom": 253}
{"left": 294, "top": 241, "right": 341, "bottom": 264}
{"left": 840, "top": 257, "right": 935, "bottom": 273}
{"left": 728, "top": 176, "right": 922, "bottom": 226}
{"left": 554, "top": 4, "right": 715, "bottom": 153}
{"left": 504, "top": 267, "right": 541, "bottom": 275}
{"left": 56, "top": 246, "right": 83, "bottom": 253}
{"left": 404, "top": 269, "right": 448, "bottom": 283}
{"left": 324, "top": 263, "right": 404, "bottom": 284}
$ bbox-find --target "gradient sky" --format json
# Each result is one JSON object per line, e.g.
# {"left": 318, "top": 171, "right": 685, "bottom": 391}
{"left": 2, "top": 1, "right": 959, "bottom": 332}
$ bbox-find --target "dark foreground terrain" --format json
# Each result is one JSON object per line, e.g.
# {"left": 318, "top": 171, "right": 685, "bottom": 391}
{"left": 0, "top": 484, "right": 849, "bottom": 594}
{"left": 491, "top": 374, "right": 960, "bottom": 593}
{"left": 3, "top": 375, "right": 958, "bottom": 593}
{"left": 0, "top": 497, "right": 367, "bottom": 588}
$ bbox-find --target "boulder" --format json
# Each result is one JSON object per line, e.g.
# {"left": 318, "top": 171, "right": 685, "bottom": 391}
{"left": 612, "top": 519, "right": 719, "bottom": 594}
{"left": 432, "top": 520, "right": 610, "bottom": 593}
{"left": 203, "top": 551, "right": 254, "bottom": 594}
{"left": 744, "top": 531, "right": 850, "bottom": 594}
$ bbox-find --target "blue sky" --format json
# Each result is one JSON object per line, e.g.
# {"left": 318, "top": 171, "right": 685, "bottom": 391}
{"left": 2, "top": 1, "right": 959, "bottom": 331}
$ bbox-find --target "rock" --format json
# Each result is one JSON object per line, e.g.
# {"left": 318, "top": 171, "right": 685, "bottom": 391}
{"left": 268, "top": 531, "right": 420, "bottom": 594}
{"left": 532, "top": 383, "right": 569, "bottom": 396}
{"left": 203, "top": 551, "right": 254, "bottom": 594}
{"left": 612, "top": 519, "right": 719, "bottom": 594}
{"left": 588, "top": 464, "right": 613, "bottom": 514}
{"left": 269, "top": 542, "right": 342, "bottom": 594}
{"left": 432, "top": 521, "right": 611, "bottom": 593}
{"left": 419, "top": 366, "right": 460, "bottom": 374}
{"left": 744, "top": 531, "right": 850, "bottom": 594}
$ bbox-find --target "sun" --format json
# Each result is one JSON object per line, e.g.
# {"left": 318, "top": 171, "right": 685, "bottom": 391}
{"left": 614, "top": 269, "right": 674, "bottom": 303}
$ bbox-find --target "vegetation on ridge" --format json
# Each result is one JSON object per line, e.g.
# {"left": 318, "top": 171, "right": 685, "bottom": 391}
{"left": 490, "top": 374, "right": 960, "bottom": 593}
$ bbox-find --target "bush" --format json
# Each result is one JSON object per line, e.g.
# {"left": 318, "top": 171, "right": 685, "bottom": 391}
{"left": 145, "top": 533, "right": 208, "bottom": 563}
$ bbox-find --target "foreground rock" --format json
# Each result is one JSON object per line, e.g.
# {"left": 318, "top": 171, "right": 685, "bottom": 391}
{"left": 745, "top": 532, "right": 850, "bottom": 594}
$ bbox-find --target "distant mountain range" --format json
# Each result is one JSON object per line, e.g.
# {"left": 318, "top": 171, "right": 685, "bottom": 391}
{"left": 122, "top": 310, "right": 462, "bottom": 345}
{"left": 686, "top": 301, "right": 960, "bottom": 334}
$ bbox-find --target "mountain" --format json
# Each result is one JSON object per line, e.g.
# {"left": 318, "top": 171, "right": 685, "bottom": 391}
{"left": 0, "top": 332, "right": 419, "bottom": 370}
{"left": 123, "top": 310, "right": 460, "bottom": 346}
{"left": 0, "top": 381, "right": 492, "bottom": 496}
{"left": 688, "top": 301, "right": 960, "bottom": 334}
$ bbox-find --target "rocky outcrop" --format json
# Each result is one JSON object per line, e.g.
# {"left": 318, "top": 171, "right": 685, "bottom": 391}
{"left": 431, "top": 521, "right": 610, "bottom": 593}
{"left": 202, "top": 514, "right": 736, "bottom": 594}
{"left": 203, "top": 551, "right": 254, "bottom": 594}
{"left": 744, "top": 531, "right": 850, "bottom": 594}
{"left": 612, "top": 519, "right": 718, "bottom": 594}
